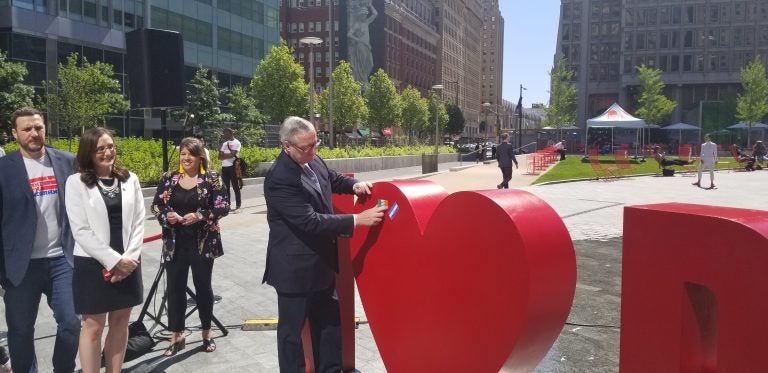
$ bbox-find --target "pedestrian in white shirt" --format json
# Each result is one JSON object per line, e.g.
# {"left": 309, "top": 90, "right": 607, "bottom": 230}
{"left": 693, "top": 134, "right": 717, "bottom": 189}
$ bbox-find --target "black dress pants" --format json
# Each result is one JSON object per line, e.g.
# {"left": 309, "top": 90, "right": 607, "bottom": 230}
{"left": 165, "top": 244, "right": 214, "bottom": 332}
{"left": 276, "top": 288, "right": 341, "bottom": 373}
{"left": 221, "top": 165, "right": 241, "bottom": 208}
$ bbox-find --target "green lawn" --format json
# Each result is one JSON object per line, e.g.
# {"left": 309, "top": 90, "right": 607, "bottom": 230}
{"left": 532, "top": 154, "right": 743, "bottom": 185}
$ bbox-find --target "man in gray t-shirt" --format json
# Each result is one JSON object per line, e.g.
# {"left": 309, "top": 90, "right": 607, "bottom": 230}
{"left": 0, "top": 107, "right": 79, "bottom": 373}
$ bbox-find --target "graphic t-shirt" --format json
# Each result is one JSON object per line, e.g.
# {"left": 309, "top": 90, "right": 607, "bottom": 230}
{"left": 24, "top": 154, "right": 63, "bottom": 259}
{"left": 220, "top": 138, "right": 241, "bottom": 167}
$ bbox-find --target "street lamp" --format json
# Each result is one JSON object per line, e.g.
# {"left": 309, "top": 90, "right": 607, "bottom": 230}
{"left": 517, "top": 84, "right": 527, "bottom": 149}
{"left": 431, "top": 84, "right": 444, "bottom": 154}
{"left": 300, "top": 37, "right": 322, "bottom": 124}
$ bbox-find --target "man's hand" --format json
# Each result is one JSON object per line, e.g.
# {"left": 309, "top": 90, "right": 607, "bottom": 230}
{"left": 355, "top": 205, "right": 387, "bottom": 227}
{"left": 352, "top": 181, "right": 373, "bottom": 196}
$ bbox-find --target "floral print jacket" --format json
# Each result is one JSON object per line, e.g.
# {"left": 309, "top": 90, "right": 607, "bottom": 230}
{"left": 151, "top": 171, "right": 229, "bottom": 262}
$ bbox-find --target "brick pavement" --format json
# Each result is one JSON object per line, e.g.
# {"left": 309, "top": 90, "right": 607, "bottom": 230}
{"left": 6, "top": 154, "right": 767, "bottom": 372}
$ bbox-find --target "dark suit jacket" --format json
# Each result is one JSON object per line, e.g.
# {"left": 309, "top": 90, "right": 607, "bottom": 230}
{"left": 496, "top": 142, "right": 518, "bottom": 168}
{"left": 0, "top": 146, "right": 75, "bottom": 287}
{"left": 262, "top": 151, "right": 356, "bottom": 293}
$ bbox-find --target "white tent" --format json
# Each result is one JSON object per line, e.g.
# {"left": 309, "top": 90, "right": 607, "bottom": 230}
{"left": 662, "top": 122, "right": 701, "bottom": 148}
{"left": 585, "top": 103, "right": 647, "bottom": 155}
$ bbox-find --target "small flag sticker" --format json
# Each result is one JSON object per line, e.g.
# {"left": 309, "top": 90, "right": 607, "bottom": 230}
{"left": 377, "top": 199, "right": 388, "bottom": 208}
{"left": 388, "top": 202, "right": 399, "bottom": 220}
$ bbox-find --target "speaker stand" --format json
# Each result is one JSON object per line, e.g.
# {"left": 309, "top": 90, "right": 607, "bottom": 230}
{"left": 136, "top": 261, "right": 228, "bottom": 337}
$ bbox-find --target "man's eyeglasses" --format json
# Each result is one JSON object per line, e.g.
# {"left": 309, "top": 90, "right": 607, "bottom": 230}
{"left": 95, "top": 144, "right": 117, "bottom": 154}
{"left": 290, "top": 139, "right": 322, "bottom": 153}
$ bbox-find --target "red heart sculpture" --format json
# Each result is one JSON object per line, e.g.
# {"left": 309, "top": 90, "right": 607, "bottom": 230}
{"left": 350, "top": 180, "right": 576, "bottom": 372}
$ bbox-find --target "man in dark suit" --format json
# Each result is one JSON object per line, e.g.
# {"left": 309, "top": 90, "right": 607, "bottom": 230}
{"left": 0, "top": 107, "right": 80, "bottom": 373}
{"left": 263, "top": 116, "right": 386, "bottom": 373}
{"left": 496, "top": 133, "right": 519, "bottom": 189}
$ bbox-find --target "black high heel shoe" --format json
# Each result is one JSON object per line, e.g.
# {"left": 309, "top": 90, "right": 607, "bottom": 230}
{"left": 163, "top": 338, "right": 186, "bottom": 356}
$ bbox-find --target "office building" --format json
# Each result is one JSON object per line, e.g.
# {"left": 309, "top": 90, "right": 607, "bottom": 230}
{"left": 0, "top": 0, "right": 280, "bottom": 137}
{"left": 556, "top": 0, "right": 768, "bottom": 129}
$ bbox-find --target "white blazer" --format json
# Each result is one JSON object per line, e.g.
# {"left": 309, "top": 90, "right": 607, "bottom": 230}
{"left": 65, "top": 172, "right": 145, "bottom": 270}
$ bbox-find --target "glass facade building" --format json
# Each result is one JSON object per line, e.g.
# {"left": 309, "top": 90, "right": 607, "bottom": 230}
{"left": 0, "top": 0, "right": 279, "bottom": 137}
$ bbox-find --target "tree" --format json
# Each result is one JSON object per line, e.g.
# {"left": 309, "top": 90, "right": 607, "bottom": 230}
{"left": 0, "top": 51, "right": 34, "bottom": 134}
{"left": 366, "top": 69, "right": 401, "bottom": 133}
{"left": 43, "top": 53, "right": 128, "bottom": 138}
{"left": 228, "top": 85, "right": 266, "bottom": 146}
{"left": 186, "top": 66, "right": 223, "bottom": 133}
{"left": 399, "top": 86, "right": 428, "bottom": 144}
{"left": 634, "top": 64, "right": 676, "bottom": 126}
{"left": 736, "top": 57, "right": 768, "bottom": 147}
{"left": 317, "top": 61, "right": 367, "bottom": 131}
{"left": 543, "top": 57, "right": 577, "bottom": 129}
{"left": 445, "top": 103, "right": 465, "bottom": 136}
{"left": 250, "top": 41, "right": 308, "bottom": 124}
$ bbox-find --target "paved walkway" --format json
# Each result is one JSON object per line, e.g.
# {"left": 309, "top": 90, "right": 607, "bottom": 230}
{"left": 8, "top": 154, "right": 767, "bottom": 372}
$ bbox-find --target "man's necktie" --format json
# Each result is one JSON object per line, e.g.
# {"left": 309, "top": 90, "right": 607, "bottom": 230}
{"left": 303, "top": 164, "right": 321, "bottom": 191}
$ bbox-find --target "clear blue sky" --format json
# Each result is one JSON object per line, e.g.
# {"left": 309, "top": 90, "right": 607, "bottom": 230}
{"left": 499, "top": 2, "right": 560, "bottom": 107}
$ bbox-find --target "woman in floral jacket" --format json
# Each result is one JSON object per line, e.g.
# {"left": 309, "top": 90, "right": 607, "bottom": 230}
{"left": 151, "top": 137, "right": 229, "bottom": 355}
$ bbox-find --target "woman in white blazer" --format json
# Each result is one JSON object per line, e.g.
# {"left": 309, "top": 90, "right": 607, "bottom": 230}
{"left": 65, "top": 127, "right": 145, "bottom": 373}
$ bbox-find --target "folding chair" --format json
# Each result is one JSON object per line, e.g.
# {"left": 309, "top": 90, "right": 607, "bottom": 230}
{"left": 675, "top": 145, "right": 697, "bottom": 176}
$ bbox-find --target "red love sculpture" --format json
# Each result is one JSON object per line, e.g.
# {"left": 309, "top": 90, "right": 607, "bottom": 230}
{"left": 622, "top": 203, "right": 768, "bottom": 373}
{"left": 349, "top": 180, "right": 576, "bottom": 372}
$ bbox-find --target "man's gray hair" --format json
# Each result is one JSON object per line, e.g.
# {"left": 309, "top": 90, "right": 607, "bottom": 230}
{"left": 280, "top": 116, "right": 315, "bottom": 142}
{"left": 501, "top": 133, "right": 509, "bottom": 141}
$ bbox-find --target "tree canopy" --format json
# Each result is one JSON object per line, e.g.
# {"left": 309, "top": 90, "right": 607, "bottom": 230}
{"left": 634, "top": 64, "right": 676, "bottom": 126}
{"left": 43, "top": 53, "right": 128, "bottom": 137}
{"left": 543, "top": 57, "right": 577, "bottom": 128}
{"left": 0, "top": 51, "right": 34, "bottom": 134}
{"left": 250, "top": 41, "right": 308, "bottom": 124}
{"left": 445, "top": 103, "right": 465, "bottom": 136}
{"left": 317, "top": 61, "right": 367, "bottom": 131}
{"left": 399, "top": 85, "right": 429, "bottom": 143}
{"left": 736, "top": 57, "right": 768, "bottom": 146}
{"left": 365, "top": 69, "right": 401, "bottom": 131}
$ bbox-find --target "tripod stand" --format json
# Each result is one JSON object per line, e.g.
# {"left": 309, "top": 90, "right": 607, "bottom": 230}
{"left": 136, "top": 261, "right": 228, "bottom": 336}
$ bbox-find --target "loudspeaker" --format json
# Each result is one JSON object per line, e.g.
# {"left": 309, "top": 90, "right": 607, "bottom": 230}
{"left": 126, "top": 29, "right": 185, "bottom": 109}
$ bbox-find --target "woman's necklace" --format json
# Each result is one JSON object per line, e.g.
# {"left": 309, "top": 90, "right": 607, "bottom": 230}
{"left": 97, "top": 178, "right": 120, "bottom": 199}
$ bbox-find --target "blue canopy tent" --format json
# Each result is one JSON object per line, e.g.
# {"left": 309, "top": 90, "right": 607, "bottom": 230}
{"left": 661, "top": 123, "right": 701, "bottom": 150}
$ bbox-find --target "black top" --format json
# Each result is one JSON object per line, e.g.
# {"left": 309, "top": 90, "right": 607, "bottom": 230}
{"left": 96, "top": 178, "right": 123, "bottom": 253}
{"left": 170, "top": 185, "right": 202, "bottom": 245}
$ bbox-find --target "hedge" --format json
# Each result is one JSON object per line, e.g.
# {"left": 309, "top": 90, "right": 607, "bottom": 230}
{"left": 2, "top": 138, "right": 455, "bottom": 186}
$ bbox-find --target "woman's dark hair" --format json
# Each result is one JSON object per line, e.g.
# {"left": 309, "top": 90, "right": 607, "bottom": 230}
{"left": 179, "top": 137, "right": 208, "bottom": 172}
{"left": 76, "top": 127, "right": 129, "bottom": 187}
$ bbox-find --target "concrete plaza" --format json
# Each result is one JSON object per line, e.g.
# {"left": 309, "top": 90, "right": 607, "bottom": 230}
{"left": 5, "top": 155, "right": 767, "bottom": 372}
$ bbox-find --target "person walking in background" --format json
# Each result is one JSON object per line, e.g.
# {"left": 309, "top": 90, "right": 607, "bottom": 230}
{"left": 554, "top": 139, "right": 566, "bottom": 161}
{"left": 693, "top": 134, "right": 718, "bottom": 189}
{"left": 262, "top": 117, "right": 386, "bottom": 373}
{"left": 495, "top": 133, "right": 519, "bottom": 189}
{"left": 0, "top": 131, "right": 8, "bottom": 157}
{"left": 152, "top": 137, "right": 229, "bottom": 356}
{"left": 474, "top": 143, "right": 481, "bottom": 163}
{"left": 0, "top": 107, "right": 80, "bottom": 373}
{"left": 218, "top": 128, "right": 241, "bottom": 211}
{"left": 65, "top": 128, "right": 145, "bottom": 373}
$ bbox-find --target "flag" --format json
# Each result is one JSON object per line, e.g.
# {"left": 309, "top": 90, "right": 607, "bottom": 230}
{"left": 515, "top": 96, "right": 523, "bottom": 116}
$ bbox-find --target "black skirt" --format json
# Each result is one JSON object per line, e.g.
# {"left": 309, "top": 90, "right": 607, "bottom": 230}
{"left": 73, "top": 256, "right": 143, "bottom": 315}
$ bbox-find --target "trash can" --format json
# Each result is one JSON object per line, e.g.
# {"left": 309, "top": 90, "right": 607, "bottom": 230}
{"left": 422, "top": 153, "right": 438, "bottom": 174}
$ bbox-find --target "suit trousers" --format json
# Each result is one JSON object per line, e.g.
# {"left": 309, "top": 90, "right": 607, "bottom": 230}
{"left": 276, "top": 288, "right": 341, "bottom": 373}
{"left": 499, "top": 167, "right": 513, "bottom": 188}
